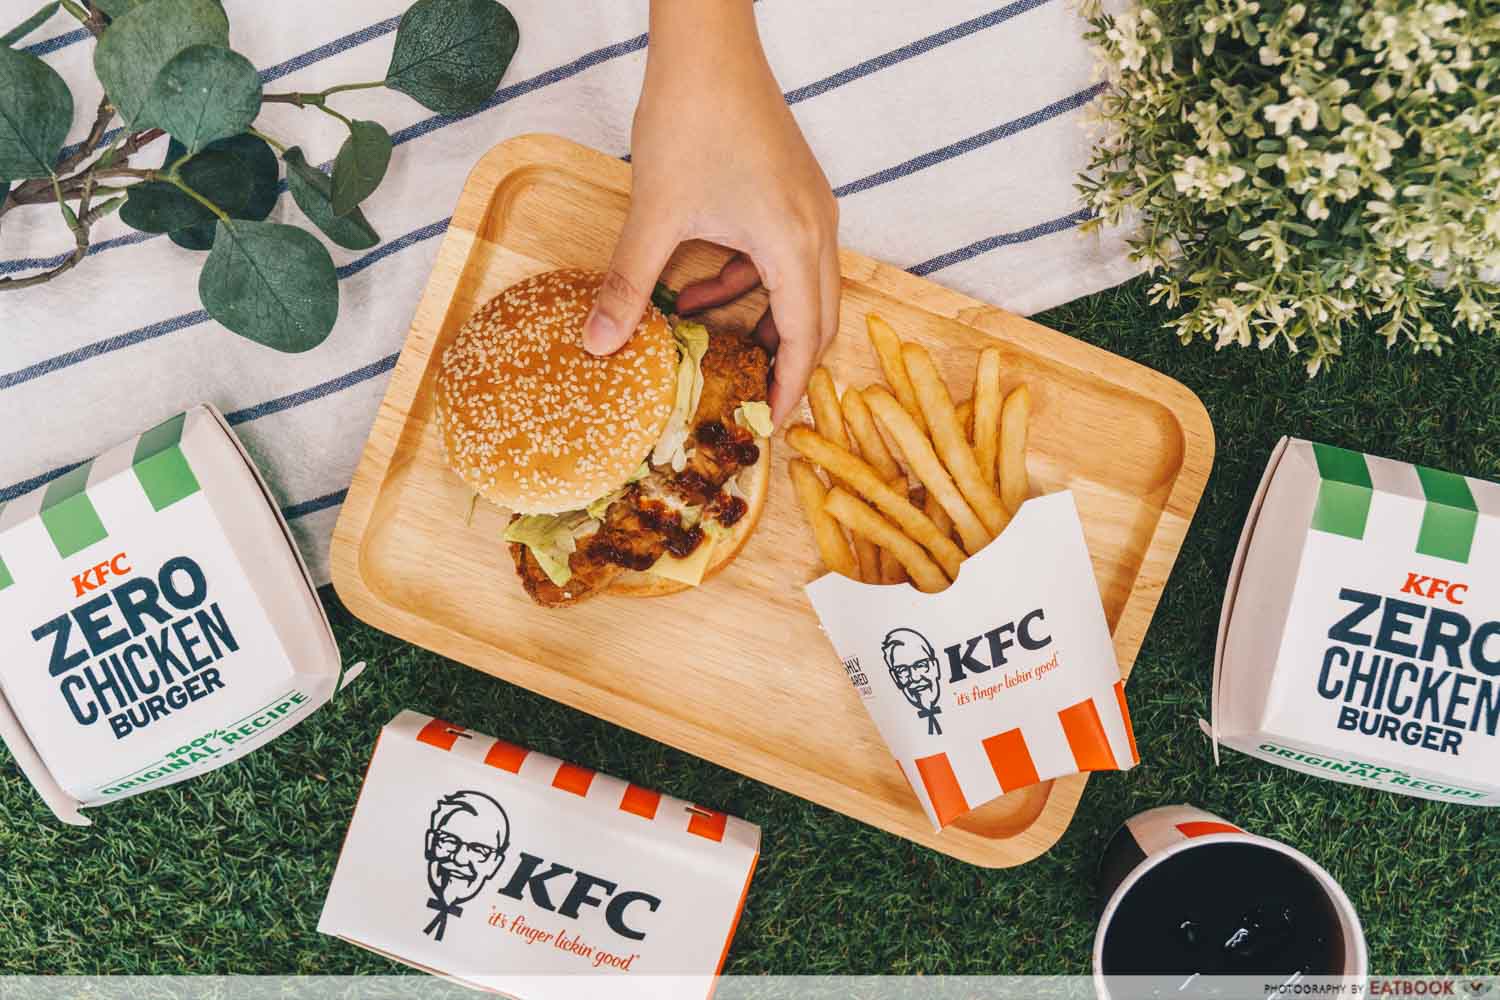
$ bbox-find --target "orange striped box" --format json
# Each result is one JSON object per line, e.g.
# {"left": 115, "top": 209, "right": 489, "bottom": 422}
{"left": 318, "top": 710, "right": 760, "bottom": 998}
{"left": 805, "top": 491, "right": 1139, "bottom": 832}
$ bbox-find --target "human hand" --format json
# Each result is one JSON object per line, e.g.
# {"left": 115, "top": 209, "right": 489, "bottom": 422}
{"left": 581, "top": 0, "right": 840, "bottom": 425}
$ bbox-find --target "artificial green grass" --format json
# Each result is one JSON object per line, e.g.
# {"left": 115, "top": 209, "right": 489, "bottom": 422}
{"left": 3, "top": 276, "right": 1499, "bottom": 976}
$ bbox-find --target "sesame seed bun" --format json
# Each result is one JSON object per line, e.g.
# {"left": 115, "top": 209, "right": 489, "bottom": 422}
{"left": 435, "top": 269, "right": 677, "bottom": 515}
{"left": 608, "top": 439, "right": 771, "bottom": 598}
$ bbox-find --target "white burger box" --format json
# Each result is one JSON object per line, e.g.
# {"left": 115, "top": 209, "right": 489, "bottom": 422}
{"left": 806, "top": 491, "right": 1139, "bottom": 831}
{"left": 1210, "top": 437, "right": 1500, "bottom": 806}
{"left": 319, "top": 710, "right": 760, "bottom": 998}
{"left": 0, "top": 405, "right": 346, "bottom": 825}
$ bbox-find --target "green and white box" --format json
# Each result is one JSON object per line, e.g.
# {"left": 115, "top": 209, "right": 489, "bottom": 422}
{"left": 1211, "top": 437, "right": 1500, "bottom": 806}
{"left": 0, "top": 405, "right": 344, "bottom": 825}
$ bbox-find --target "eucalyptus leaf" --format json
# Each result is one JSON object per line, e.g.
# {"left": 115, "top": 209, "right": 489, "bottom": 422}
{"left": 0, "top": 45, "right": 73, "bottom": 180}
{"left": 119, "top": 148, "right": 252, "bottom": 232}
{"left": 148, "top": 44, "right": 262, "bottom": 153}
{"left": 385, "top": 0, "right": 517, "bottom": 114}
{"left": 93, "top": 0, "right": 228, "bottom": 128}
{"left": 164, "top": 133, "right": 278, "bottom": 249}
{"left": 330, "top": 119, "right": 391, "bottom": 216}
{"left": 283, "top": 146, "right": 379, "bottom": 251}
{"left": 199, "top": 220, "right": 338, "bottom": 353}
{"left": 1, "top": 3, "right": 62, "bottom": 47}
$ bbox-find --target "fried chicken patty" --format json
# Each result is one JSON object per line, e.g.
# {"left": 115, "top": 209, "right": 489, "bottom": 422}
{"left": 512, "top": 326, "right": 770, "bottom": 607}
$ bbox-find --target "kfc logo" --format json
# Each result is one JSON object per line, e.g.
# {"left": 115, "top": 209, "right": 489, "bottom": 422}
{"left": 882, "top": 627, "right": 943, "bottom": 735}
{"left": 423, "top": 790, "right": 510, "bottom": 942}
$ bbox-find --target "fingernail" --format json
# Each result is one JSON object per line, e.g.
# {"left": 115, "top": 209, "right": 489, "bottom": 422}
{"left": 582, "top": 310, "right": 619, "bottom": 355}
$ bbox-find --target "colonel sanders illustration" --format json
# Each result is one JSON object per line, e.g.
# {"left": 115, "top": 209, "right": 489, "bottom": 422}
{"left": 422, "top": 790, "right": 510, "bottom": 941}
{"left": 882, "top": 627, "right": 943, "bottom": 735}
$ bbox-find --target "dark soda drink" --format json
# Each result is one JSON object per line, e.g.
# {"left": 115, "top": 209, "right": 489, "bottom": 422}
{"left": 1099, "top": 838, "right": 1345, "bottom": 979}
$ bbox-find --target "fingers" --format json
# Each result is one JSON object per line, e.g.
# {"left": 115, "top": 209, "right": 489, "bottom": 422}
{"left": 765, "top": 248, "right": 825, "bottom": 426}
{"left": 819, "top": 240, "right": 841, "bottom": 355}
{"left": 752, "top": 308, "right": 780, "bottom": 356}
{"left": 676, "top": 253, "right": 763, "bottom": 314}
{"left": 583, "top": 207, "right": 679, "bottom": 356}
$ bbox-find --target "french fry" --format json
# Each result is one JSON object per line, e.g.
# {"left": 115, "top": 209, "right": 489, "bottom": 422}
{"left": 808, "top": 368, "right": 850, "bottom": 450}
{"left": 973, "top": 348, "right": 1002, "bottom": 491}
{"left": 808, "top": 368, "right": 879, "bottom": 581}
{"left": 866, "top": 314, "right": 926, "bottom": 433}
{"left": 842, "top": 388, "right": 904, "bottom": 483}
{"left": 824, "top": 488, "right": 949, "bottom": 594}
{"left": 788, "top": 459, "right": 859, "bottom": 579}
{"left": 956, "top": 399, "right": 973, "bottom": 444}
{"left": 901, "top": 343, "right": 1011, "bottom": 540}
{"left": 1000, "top": 384, "right": 1032, "bottom": 515}
{"left": 785, "top": 425, "right": 965, "bottom": 578}
{"left": 877, "top": 547, "right": 906, "bottom": 584}
{"left": 923, "top": 488, "right": 954, "bottom": 540}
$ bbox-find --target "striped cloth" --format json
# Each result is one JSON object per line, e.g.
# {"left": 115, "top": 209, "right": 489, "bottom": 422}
{"left": 0, "top": 0, "right": 1139, "bottom": 584}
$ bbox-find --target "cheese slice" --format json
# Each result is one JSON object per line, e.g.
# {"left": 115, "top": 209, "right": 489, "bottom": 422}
{"left": 647, "top": 537, "right": 717, "bottom": 587}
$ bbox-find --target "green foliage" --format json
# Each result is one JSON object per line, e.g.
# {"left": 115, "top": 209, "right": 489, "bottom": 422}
{"left": 4, "top": 0, "right": 517, "bottom": 350}
{"left": 93, "top": 0, "right": 229, "bottom": 129}
{"left": 284, "top": 147, "right": 380, "bottom": 251}
{"left": 0, "top": 46, "right": 73, "bottom": 181}
{"left": 1080, "top": 0, "right": 1500, "bottom": 374}
{"left": 331, "top": 119, "right": 392, "bottom": 216}
{"left": 147, "top": 44, "right": 262, "bottom": 154}
{"left": 164, "top": 133, "right": 278, "bottom": 250}
{"left": 386, "top": 0, "right": 519, "bottom": 113}
{"left": 0, "top": 3, "right": 61, "bottom": 46}
{"left": 199, "top": 220, "right": 338, "bottom": 351}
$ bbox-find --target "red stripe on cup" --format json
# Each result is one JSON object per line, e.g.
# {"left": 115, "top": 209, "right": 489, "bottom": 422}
{"left": 914, "top": 751, "right": 970, "bottom": 827}
{"left": 1177, "top": 820, "right": 1242, "bottom": 838}
{"left": 619, "top": 784, "right": 662, "bottom": 820}
{"left": 552, "top": 762, "right": 596, "bottom": 797}
{"left": 1114, "top": 680, "right": 1140, "bottom": 764}
{"left": 687, "top": 807, "right": 729, "bottom": 842}
{"left": 483, "top": 738, "right": 529, "bottom": 773}
{"left": 981, "top": 728, "right": 1040, "bottom": 793}
{"left": 1059, "top": 697, "right": 1118, "bottom": 772}
{"left": 415, "top": 718, "right": 463, "bottom": 750}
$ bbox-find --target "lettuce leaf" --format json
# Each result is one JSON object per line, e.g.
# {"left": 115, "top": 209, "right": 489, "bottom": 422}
{"left": 651, "top": 322, "right": 710, "bottom": 473}
{"left": 503, "top": 511, "right": 592, "bottom": 587}
{"left": 734, "top": 401, "right": 773, "bottom": 438}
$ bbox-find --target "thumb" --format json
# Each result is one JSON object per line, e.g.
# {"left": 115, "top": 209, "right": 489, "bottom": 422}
{"left": 583, "top": 209, "right": 678, "bottom": 356}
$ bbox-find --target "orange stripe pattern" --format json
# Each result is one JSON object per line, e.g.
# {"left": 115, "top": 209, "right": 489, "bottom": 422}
{"left": 1177, "top": 820, "right": 1242, "bottom": 838}
{"left": 551, "top": 762, "right": 596, "bottom": 797}
{"left": 914, "top": 751, "right": 970, "bottom": 827}
{"left": 687, "top": 807, "right": 729, "bottom": 842}
{"left": 981, "top": 727, "right": 1040, "bottom": 793}
{"left": 483, "top": 738, "right": 529, "bottom": 773}
{"left": 1059, "top": 697, "right": 1118, "bottom": 772}
{"left": 1114, "top": 680, "right": 1140, "bottom": 764}
{"left": 619, "top": 784, "right": 662, "bottom": 820}
{"left": 415, "top": 718, "right": 463, "bottom": 750}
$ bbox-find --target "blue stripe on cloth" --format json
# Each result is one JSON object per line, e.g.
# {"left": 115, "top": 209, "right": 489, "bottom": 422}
{"left": 20, "top": 26, "right": 89, "bottom": 57}
{"left": 785, "top": 0, "right": 1053, "bottom": 105}
{"left": 224, "top": 353, "right": 398, "bottom": 425}
{"left": 0, "top": 229, "right": 156, "bottom": 276}
{"left": 0, "top": 461, "right": 84, "bottom": 504}
{"left": 908, "top": 208, "right": 1093, "bottom": 275}
{"left": 0, "top": 218, "right": 448, "bottom": 391}
{"left": 282, "top": 489, "right": 347, "bottom": 520}
{"left": 833, "top": 83, "right": 1106, "bottom": 198}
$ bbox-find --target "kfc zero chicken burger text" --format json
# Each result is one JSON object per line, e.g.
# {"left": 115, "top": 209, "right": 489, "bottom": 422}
{"left": 434, "top": 268, "right": 773, "bottom": 607}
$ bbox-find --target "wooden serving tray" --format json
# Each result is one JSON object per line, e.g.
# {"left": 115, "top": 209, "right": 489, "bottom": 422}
{"left": 332, "top": 134, "right": 1214, "bottom": 868}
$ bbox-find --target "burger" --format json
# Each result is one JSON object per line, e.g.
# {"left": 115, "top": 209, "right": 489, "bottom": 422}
{"left": 435, "top": 268, "right": 773, "bottom": 607}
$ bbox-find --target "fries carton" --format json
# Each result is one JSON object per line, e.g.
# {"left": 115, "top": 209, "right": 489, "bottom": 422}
{"left": 319, "top": 710, "right": 761, "bottom": 998}
{"left": 1210, "top": 438, "right": 1500, "bottom": 805}
{"left": 0, "top": 405, "right": 344, "bottom": 825}
{"left": 806, "top": 491, "right": 1138, "bottom": 831}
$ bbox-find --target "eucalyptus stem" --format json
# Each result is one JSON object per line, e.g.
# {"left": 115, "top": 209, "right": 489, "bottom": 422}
{"left": 167, "top": 176, "right": 232, "bottom": 227}
{"left": 262, "top": 79, "right": 385, "bottom": 109}
{"left": 59, "top": 0, "right": 87, "bottom": 23}
{"left": 247, "top": 127, "right": 288, "bottom": 154}
{"left": 315, "top": 103, "right": 354, "bottom": 127}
